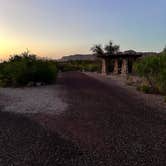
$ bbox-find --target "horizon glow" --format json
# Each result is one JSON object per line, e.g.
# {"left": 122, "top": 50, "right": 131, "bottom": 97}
{"left": 0, "top": 0, "right": 166, "bottom": 60}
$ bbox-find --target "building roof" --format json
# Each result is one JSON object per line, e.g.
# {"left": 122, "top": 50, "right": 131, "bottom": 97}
{"left": 98, "top": 51, "right": 143, "bottom": 59}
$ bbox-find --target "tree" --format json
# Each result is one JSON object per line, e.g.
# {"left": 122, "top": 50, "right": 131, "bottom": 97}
{"left": 91, "top": 45, "right": 105, "bottom": 57}
{"left": 104, "top": 41, "right": 120, "bottom": 56}
{"left": 9, "top": 50, "right": 36, "bottom": 62}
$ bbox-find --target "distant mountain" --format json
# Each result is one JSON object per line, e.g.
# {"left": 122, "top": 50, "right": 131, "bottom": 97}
{"left": 58, "top": 54, "right": 98, "bottom": 62}
{"left": 58, "top": 51, "right": 159, "bottom": 62}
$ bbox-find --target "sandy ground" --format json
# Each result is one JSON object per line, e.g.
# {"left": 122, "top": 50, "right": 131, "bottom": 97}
{"left": 85, "top": 72, "right": 166, "bottom": 112}
{"left": 0, "top": 85, "right": 67, "bottom": 114}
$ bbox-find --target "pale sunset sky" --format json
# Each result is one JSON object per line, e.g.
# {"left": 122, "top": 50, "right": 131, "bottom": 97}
{"left": 0, "top": 0, "right": 166, "bottom": 60}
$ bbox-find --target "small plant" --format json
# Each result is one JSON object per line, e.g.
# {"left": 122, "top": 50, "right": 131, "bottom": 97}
{"left": 137, "top": 85, "right": 152, "bottom": 94}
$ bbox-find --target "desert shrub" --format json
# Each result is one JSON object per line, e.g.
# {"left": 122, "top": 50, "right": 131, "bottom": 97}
{"left": 0, "top": 52, "right": 58, "bottom": 87}
{"left": 134, "top": 51, "right": 166, "bottom": 94}
{"left": 29, "top": 60, "right": 57, "bottom": 84}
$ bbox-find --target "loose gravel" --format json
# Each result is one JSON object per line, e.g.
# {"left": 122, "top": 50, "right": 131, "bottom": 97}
{"left": 0, "top": 85, "right": 67, "bottom": 114}
{"left": 37, "top": 72, "right": 166, "bottom": 166}
{"left": 85, "top": 72, "right": 166, "bottom": 112}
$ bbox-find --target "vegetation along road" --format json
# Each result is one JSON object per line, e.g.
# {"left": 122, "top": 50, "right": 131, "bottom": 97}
{"left": 0, "top": 71, "right": 166, "bottom": 166}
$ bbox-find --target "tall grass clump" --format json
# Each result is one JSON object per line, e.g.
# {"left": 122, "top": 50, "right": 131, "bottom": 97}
{"left": 134, "top": 50, "right": 166, "bottom": 94}
{"left": 0, "top": 51, "right": 58, "bottom": 87}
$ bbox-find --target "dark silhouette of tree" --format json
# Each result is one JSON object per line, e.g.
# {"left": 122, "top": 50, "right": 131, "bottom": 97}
{"left": 91, "top": 45, "right": 105, "bottom": 57}
{"left": 104, "top": 41, "right": 120, "bottom": 56}
{"left": 91, "top": 41, "right": 120, "bottom": 57}
{"left": 9, "top": 50, "right": 36, "bottom": 62}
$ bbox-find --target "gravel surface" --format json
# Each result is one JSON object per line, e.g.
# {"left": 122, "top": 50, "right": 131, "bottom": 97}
{"left": 1, "top": 72, "right": 166, "bottom": 166}
{"left": 35, "top": 72, "right": 166, "bottom": 166}
{"left": 85, "top": 72, "right": 166, "bottom": 112}
{"left": 0, "top": 85, "right": 67, "bottom": 114}
{"left": 0, "top": 111, "right": 92, "bottom": 166}
{"left": 0, "top": 82, "right": 94, "bottom": 166}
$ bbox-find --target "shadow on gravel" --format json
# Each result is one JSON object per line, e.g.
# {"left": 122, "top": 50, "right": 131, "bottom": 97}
{"left": 0, "top": 111, "right": 92, "bottom": 166}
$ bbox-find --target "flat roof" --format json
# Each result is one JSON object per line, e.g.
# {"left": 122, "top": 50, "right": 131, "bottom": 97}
{"left": 98, "top": 52, "right": 143, "bottom": 59}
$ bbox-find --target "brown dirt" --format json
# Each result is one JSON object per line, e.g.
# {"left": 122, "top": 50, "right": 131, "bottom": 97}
{"left": 35, "top": 72, "right": 166, "bottom": 166}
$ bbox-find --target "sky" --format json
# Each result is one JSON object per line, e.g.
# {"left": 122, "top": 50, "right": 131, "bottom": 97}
{"left": 0, "top": 0, "right": 166, "bottom": 60}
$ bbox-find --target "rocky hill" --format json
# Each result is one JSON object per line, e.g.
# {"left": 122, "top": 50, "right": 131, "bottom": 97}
{"left": 58, "top": 51, "right": 158, "bottom": 62}
{"left": 58, "top": 54, "right": 97, "bottom": 62}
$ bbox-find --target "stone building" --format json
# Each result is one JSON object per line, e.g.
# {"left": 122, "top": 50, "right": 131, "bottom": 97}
{"left": 99, "top": 51, "right": 143, "bottom": 75}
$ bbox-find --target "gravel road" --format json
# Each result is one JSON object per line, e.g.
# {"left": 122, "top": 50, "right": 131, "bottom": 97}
{"left": 0, "top": 82, "right": 93, "bottom": 166}
{"left": 0, "top": 72, "right": 166, "bottom": 166}
{"left": 35, "top": 72, "right": 166, "bottom": 166}
{"left": 85, "top": 72, "right": 166, "bottom": 112}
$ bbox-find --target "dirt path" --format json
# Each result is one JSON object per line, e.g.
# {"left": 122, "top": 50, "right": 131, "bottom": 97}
{"left": 35, "top": 72, "right": 166, "bottom": 166}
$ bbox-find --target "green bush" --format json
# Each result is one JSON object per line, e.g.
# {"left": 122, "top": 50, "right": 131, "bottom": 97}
{"left": 134, "top": 51, "right": 166, "bottom": 94}
{"left": 0, "top": 52, "right": 58, "bottom": 87}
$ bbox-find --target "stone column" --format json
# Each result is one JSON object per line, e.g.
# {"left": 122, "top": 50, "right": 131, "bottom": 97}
{"left": 121, "top": 58, "right": 128, "bottom": 75}
{"left": 113, "top": 59, "right": 119, "bottom": 74}
{"left": 101, "top": 59, "right": 108, "bottom": 75}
